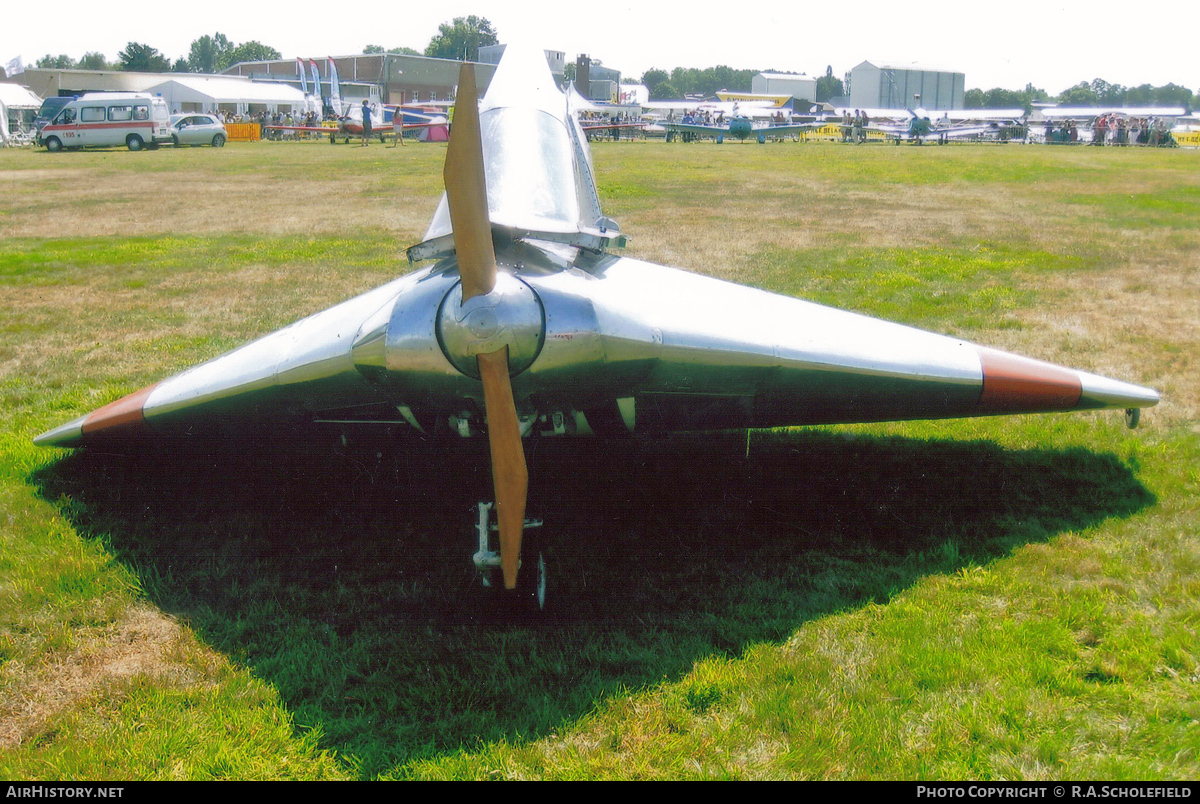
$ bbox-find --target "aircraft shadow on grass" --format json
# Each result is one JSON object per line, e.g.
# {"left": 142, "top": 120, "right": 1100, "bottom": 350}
{"left": 32, "top": 429, "right": 1153, "bottom": 774}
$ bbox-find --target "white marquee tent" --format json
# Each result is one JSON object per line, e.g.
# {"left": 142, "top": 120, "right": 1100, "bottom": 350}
{"left": 146, "top": 75, "right": 308, "bottom": 116}
{"left": 0, "top": 82, "right": 43, "bottom": 144}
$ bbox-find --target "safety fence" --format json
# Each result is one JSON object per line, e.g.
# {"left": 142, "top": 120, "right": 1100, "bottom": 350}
{"left": 224, "top": 123, "right": 261, "bottom": 142}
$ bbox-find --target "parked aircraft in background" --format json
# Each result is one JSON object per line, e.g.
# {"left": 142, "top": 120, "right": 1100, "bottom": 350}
{"left": 664, "top": 105, "right": 824, "bottom": 143}
{"left": 35, "top": 46, "right": 1160, "bottom": 611}
{"left": 264, "top": 104, "right": 448, "bottom": 144}
{"left": 849, "top": 108, "right": 1000, "bottom": 144}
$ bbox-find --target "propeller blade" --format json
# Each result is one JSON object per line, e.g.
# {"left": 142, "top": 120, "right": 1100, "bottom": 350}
{"left": 445, "top": 62, "right": 527, "bottom": 590}
{"left": 444, "top": 61, "right": 496, "bottom": 302}
{"left": 477, "top": 347, "right": 528, "bottom": 590}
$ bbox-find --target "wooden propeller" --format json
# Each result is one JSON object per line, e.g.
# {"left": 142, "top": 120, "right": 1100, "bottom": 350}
{"left": 444, "top": 62, "right": 528, "bottom": 590}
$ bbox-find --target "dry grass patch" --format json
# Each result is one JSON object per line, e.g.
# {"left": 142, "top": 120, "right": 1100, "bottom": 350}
{"left": 0, "top": 605, "right": 193, "bottom": 750}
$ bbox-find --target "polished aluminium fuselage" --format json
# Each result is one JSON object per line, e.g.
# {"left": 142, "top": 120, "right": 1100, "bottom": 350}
{"left": 33, "top": 45, "right": 1158, "bottom": 450}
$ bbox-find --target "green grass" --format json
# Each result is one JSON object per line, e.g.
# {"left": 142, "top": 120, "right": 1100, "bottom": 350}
{"left": 1, "top": 140, "right": 1197, "bottom": 779}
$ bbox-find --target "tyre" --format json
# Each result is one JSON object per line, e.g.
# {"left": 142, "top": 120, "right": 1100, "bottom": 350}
{"left": 172, "top": 135, "right": 180, "bottom": 147}
{"left": 212, "top": 134, "right": 225, "bottom": 147}
{"left": 126, "top": 134, "right": 144, "bottom": 151}
{"left": 45, "top": 137, "right": 62, "bottom": 152}
{"left": 514, "top": 531, "right": 549, "bottom": 612}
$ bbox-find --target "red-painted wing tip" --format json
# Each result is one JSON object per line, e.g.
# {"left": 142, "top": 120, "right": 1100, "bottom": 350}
{"left": 978, "top": 348, "right": 1081, "bottom": 414}
{"left": 80, "top": 383, "right": 159, "bottom": 436}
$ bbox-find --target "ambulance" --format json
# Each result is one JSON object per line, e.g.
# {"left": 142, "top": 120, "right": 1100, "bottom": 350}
{"left": 40, "top": 93, "right": 171, "bottom": 151}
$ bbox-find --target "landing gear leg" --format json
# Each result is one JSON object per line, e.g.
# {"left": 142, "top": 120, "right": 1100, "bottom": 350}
{"left": 472, "top": 501, "right": 548, "bottom": 611}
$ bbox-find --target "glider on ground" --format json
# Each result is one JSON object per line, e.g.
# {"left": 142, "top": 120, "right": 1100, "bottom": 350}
{"left": 35, "top": 46, "right": 1160, "bottom": 610}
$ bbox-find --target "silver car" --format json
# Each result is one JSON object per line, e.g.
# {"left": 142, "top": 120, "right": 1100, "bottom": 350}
{"left": 170, "top": 114, "right": 227, "bottom": 147}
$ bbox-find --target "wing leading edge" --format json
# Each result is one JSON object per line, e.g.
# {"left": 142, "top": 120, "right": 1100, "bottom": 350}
{"left": 35, "top": 248, "right": 1159, "bottom": 449}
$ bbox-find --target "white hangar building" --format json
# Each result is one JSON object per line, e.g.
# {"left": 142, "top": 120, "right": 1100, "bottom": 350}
{"left": 752, "top": 72, "right": 818, "bottom": 102}
{"left": 847, "top": 60, "right": 965, "bottom": 110}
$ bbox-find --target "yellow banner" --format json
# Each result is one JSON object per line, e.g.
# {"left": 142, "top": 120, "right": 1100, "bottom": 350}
{"left": 1174, "top": 130, "right": 1200, "bottom": 147}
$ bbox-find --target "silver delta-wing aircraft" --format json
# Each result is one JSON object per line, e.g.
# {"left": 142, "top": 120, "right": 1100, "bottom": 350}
{"left": 35, "top": 45, "right": 1159, "bottom": 607}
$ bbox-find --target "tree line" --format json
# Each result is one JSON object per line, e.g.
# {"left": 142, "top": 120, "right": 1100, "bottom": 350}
{"left": 35, "top": 36, "right": 282, "bottom": 74}
{"left": 29, "top": 16, "right": 499, "bottom": 76}
{"left": 974, "top": 79, "right": 1196, "bottom": 110}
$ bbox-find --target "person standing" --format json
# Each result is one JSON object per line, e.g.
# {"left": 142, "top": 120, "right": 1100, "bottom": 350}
{"left": 360, "top": 99, "right": 373, "bottom": 146}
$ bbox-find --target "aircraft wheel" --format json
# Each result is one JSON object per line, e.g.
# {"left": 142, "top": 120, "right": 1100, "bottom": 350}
{"left": 514, "top": 530, "right": 549, "bottom": 613}
{"left": 1125, "top": 408, "right": 1141, "bottom": 429}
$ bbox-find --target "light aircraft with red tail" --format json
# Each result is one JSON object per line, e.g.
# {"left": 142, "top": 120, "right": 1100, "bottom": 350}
{"left": 35, "top": 46, "right": 1160, "bottom": 610}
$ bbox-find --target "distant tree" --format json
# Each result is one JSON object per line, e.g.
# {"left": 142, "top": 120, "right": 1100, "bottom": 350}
{"left": 966, "top": 84, "right": 1047, "bottom": 113}
{"left": 75, "top": 51, "right": 112, "bottom": 70}
{"left": 816, "top": 66, "right": 844, "bottom": 103}
{"left": 1057, "top": 81, "right": 1099, "bottom": 105}
{"left": 651, "top": 80, "right": 681, "bottom": 100}
{"left": 118, "top": 42, "right": 171, "bottom": 72}
{"left": 187, "top": 33, "right": 233, "bottom": 73}
{"left": 364, "top": 45, "right": 420, "bottom": 55}
{"left": 1150, "top": 83, "right": 1195, "bottom": 108}
{"left": 641, "top": 68, "right": 671, "bottom": 97}
{"left": 424, "top": 16, "right": 498, "bottom": 61}
{"left": 223, "top": 41, "right": 282, "bottom": 69}
{"left": 36, "top": 54, "right": 75, "bottom": 69}
{"left": 1124, "top": 83, "right": 1153, "bottom": 106}
{"left": 666, "top": 65, "right": 756, "bottom": 97}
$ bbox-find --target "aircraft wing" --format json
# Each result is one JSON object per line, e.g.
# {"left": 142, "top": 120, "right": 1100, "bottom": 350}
{"left": 755, "top": 122, "right": 828, "bottom": 138}
{"left": 33, "top": 274, "right": 424, "bottom": 447}
{"left": 931, "top": 124, "right": 998, "bottom": 140}
{"left": 580, "top": 122, "right": 647, "bottom": 132}
{"left": 664, "top": 122, "right": 730, "bottom": 137}
{"left": 264, "top": 125, "right": 338, "bottom": 133}
{"left": 35, "top": 248, "right": 1159, "bottom": 448}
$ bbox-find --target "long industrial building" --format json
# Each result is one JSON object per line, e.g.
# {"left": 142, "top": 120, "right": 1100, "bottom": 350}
{"left": 847, "top": 60, "right": 965, "bottom": 110}
{"left": 223, "top": 53, "right": 498, "bottom": 106}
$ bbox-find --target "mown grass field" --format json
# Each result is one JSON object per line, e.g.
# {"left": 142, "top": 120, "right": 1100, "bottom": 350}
{"left": 0, "top": 138, "right": 1197, "bottom": 780}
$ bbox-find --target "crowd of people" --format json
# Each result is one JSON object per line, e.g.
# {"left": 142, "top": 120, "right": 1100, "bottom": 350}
{"left": 1041, "top": 115, "right": 1175, "bottom": 146}
{"left": 841, "top": 110, "right": 871, "bottom": 143}
{"left": 578, "top": 110, "right": 641, "bottom": 141}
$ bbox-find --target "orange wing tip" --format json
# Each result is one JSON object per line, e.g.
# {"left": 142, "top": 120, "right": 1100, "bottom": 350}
{"left": 78, "top": 383, "right": 159, "bottom": 438}
{"left": 977, "top": 348, "right": 1081, "bottom": 414}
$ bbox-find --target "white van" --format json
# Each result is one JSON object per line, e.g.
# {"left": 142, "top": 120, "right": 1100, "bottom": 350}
{"left": 40, "top": 93, "right": 171, "bottom": 152}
